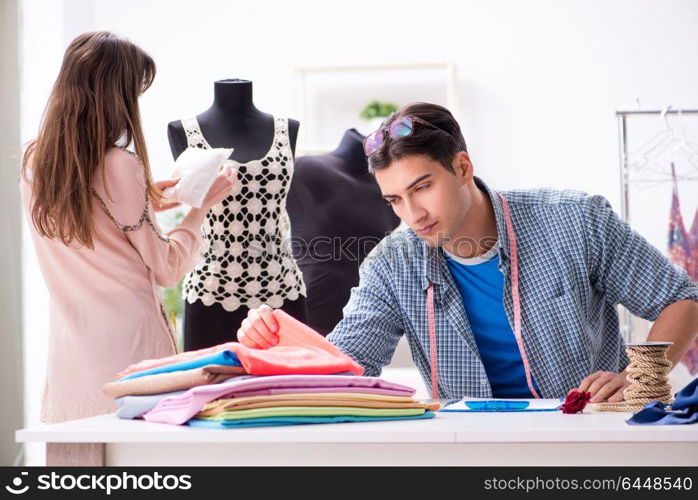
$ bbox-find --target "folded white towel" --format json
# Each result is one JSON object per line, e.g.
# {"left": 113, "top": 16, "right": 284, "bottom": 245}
{"left": 165, "top": 147, "right": 233, "bottom": 208}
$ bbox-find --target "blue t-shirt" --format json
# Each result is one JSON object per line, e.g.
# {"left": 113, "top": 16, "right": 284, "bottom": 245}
{"left": 444, "top": 244, "right": 540, "bottom": 398}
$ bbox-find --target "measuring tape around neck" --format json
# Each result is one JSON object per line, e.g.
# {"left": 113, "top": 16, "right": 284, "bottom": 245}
{"left": 426, "top": 192, "right": 542, "bottom": 400}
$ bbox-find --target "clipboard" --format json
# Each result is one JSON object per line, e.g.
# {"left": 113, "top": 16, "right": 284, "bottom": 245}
{"left": 440, "top": 397, "right": 563, "bottom": 412}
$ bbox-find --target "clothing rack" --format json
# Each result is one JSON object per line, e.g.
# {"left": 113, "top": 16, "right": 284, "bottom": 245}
{"left": 616, "top": 108, "right": 698, "bottom": 341}
{"left": 617, "top": 108, "right": 698, "bottom": 221}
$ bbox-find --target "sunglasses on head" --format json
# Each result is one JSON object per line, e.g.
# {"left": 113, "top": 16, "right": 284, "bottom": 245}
{"left": 363, "top": 114, "right": 444, "bottom": 156}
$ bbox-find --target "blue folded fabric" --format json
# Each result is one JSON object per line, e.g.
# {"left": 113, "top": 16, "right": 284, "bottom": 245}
{"left": 118, "top": 350, "right": 241, "bottom": 382}
{"left": 627, "top": 378, "right": 698, "bottom": 425}
{"left": 115, "top": 391, "right": 187, "bottom": 419}
{"left": 187, "top": 411, "right": 436, "bottom": 428}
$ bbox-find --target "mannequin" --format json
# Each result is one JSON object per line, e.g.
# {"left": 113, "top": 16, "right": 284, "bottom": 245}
{"left": 168, "top": 79, "right": 307, "bottom": 351}
{"left": 287, "top": 129, "right": 400, "bottom": 335}
{"left": 168, "top": 79, "right": 299, "bottom": 161}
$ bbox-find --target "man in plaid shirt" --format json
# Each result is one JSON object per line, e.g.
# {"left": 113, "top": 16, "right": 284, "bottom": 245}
{"left": 238, "top": 103, "right": 698, "bottom": 402}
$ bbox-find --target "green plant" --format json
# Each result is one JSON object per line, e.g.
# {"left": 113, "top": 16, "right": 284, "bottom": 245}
{"left": 158, "top": 209, "right": 186, "bottom": 322}
{"left": 162, "top": 279, "right": 184, "bottom": 319}
{"left": 360, "top": 100, "right": 399, "bottom": 120}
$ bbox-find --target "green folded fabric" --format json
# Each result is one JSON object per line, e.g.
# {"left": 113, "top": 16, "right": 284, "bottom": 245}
{"left": 198, "top": 405, "right": 426, "bottom": 421}
{"left": 188, "top": 412, "right": 436, "bottom": 428}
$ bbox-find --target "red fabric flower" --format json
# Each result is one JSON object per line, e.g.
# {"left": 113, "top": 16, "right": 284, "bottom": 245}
{"left": 561, "top": 390, "right": 591, "bottom": 414}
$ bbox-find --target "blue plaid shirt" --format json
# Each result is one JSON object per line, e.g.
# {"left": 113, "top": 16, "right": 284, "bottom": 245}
{"left": 327, "top": 177, "right": 698, "bottom": 399}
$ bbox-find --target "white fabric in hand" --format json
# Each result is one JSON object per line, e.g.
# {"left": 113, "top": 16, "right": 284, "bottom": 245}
{"left": 166, "top": 147, "right": 233, "bottom": 208}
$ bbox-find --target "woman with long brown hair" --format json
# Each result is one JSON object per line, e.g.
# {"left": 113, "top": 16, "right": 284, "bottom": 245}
{"left": 19, "top": 31, "right": 236, "bottom": 423}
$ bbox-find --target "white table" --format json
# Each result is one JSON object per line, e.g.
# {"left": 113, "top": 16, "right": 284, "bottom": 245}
{"left": 16, "top": 409, "right": 698, "bottom": 466}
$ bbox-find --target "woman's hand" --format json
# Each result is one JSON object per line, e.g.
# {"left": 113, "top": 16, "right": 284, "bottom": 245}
{"left": 154, "top": 164, "right": 237, "bottom": 213}
{"left": 176, "top": 165, "right": 237, "bottom": 223}
{"left": 199, "top": 164, "right": 237, "bottom": 211}
{"left": 237, "top": 304, "right": 280, "bottom": 349}
{"left": 153, "top": 178, "right": 182, "bottom": 212}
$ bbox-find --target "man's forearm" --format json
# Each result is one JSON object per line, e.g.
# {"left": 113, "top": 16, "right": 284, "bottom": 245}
{"left": 645, "top": 299, "right": 698, "bottom": 367}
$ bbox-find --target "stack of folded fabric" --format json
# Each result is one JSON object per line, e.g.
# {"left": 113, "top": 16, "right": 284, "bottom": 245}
{"left": 106, "top": 310, "right": 439, "bottom": 426}
{"left": 104, "top": 350, "right": 245, "bottom": 399}
{"left": 142, "top": 374, "right": 440, "bottom": 428}
{"left": 105, "top": 349, "right": 247, "bottom": 419}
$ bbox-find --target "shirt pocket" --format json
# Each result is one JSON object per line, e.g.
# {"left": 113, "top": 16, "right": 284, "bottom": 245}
{"left": 533, "top": 285, "right": 592, "bottom": 369}
{"left": 540, "top": 279, "right": 577, "bottom": 301}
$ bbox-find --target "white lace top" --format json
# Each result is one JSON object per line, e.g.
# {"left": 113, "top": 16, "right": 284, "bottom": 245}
{"left": 180, "top": 116, "right": 306, "bottom": 311}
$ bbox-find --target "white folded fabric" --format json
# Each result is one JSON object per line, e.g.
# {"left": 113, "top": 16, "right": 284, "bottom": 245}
{"left": 166, "top": 147, "right": 233, "bottom": 208}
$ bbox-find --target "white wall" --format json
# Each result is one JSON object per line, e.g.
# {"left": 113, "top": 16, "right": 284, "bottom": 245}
{"left": 20, "top": 0, "right": 65, "bottom": 467}
{"left": 1, "top": 0, "right": 23, "bottom": 467}
{"left": 70, "top": 0, "right": 698, "bottom": 226}
{"left": 19, "top": 0, "right": 698, "bottom": 464}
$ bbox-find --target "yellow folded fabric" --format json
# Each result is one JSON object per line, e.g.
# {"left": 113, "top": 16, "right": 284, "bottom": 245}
{"left": 198, "top": 399, "right": 431, "bottom": 416}
{"left": 196, "top": 392, "right": 441, "bottom": 417}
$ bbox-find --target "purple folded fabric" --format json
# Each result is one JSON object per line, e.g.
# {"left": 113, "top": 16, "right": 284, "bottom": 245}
{"left": 142, "top": 374, "right": 415, "bottom": 425}
{"left": 229, "top": 386, "right": 411, "bottom": 398}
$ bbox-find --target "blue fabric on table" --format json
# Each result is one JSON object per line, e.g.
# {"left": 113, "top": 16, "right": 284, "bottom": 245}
{"left": 626, "top": 378, "right": 698, "bottom": 425}
{"left": 115, "top": 391, "right": 186, "bottom": 419}
{"left": 117, "top": 350, "right": 241, "bottom": 382}
{"left": 187, "top": 411, "right": 436, "bottom": 428}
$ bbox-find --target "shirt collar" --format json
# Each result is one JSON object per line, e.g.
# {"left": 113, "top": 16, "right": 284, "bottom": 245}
{"left": 442, "top": 239, "right": 500, "bottom": 265}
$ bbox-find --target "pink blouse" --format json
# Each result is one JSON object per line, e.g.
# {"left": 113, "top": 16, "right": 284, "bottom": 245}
{"left": 20, "top": 146, "right": 204, "bottom": 423}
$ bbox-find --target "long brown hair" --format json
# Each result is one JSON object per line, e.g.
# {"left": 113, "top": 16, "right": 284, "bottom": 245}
{"left": 22, "top": 31, "right": 161, "bottom": 249}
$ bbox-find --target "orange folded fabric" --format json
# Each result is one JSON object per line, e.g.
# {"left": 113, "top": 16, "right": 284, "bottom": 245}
{"left": 114, "top": 310, "right": 364, "bottom": 379}
{"left": 228, "top": 310, "right": 364, "bottom": 376}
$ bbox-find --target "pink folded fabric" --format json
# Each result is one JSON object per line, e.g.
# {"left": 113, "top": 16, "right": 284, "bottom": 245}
{"left": 143, "top": 375, "right": 415, "bottom": 425}
{"left": 216, "top": 386, "right": 409, "bottom": 398}
{"left": 115, "top": 310, "right": 363, "bottom": 379}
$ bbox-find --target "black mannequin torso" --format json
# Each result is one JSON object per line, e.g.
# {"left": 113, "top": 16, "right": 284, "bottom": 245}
{"left": 167, "top": 79, "right": 299, "bottom": 162}
{"left": 287, "top": 129, "right": 400, "bottom": 335}
{"left": 290, "top": 130, "right": 394, "bottom": 240}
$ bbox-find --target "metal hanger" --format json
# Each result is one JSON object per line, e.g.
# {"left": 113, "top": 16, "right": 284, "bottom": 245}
{"left": 627, "top": 107, "right": 698, "bottom": 189}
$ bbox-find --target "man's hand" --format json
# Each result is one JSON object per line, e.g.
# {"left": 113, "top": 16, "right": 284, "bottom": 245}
{"left": 237, "top": 304, "right": 280, "bottom": 349}
{"left": 570, "top": 370, "right": 630, "bottom": 403}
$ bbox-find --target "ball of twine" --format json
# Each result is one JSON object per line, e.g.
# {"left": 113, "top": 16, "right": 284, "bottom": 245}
{"left": 591, "top": 343, "right": 673, "bottom": 412}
